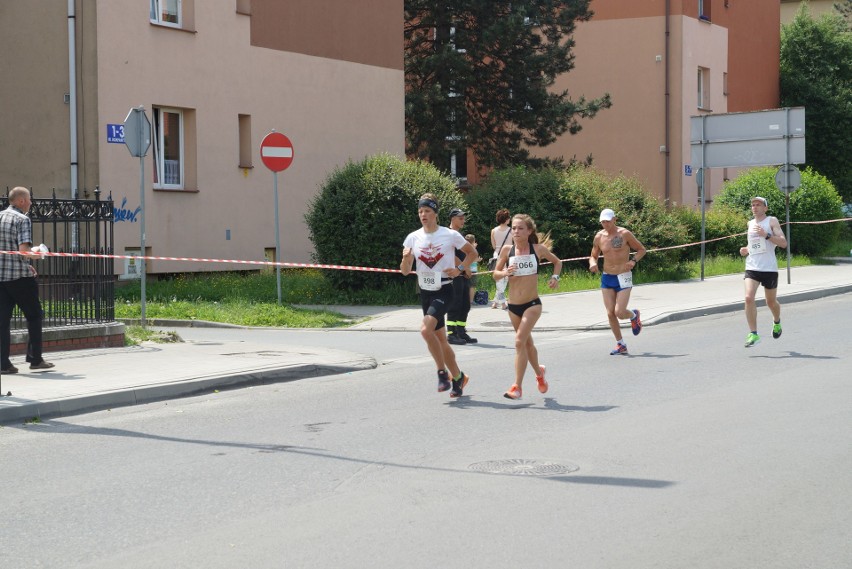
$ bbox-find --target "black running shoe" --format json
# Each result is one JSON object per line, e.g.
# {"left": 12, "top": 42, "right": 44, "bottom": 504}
{"left": 450, "top": 373, "right": 469, "bottom": 398}
{"left": 448, "top": 334, "right": 467, "bottom": 345}
{"left": 437, "top": 370, "right": 451, "bottom": 392}
{"left": 459, "top": 329, "right": 478, "bottom": 344}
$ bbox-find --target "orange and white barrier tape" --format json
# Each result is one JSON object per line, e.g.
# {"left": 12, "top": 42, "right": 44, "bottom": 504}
{"left": 0, "top": 217, "right": 848, "bottom": 275}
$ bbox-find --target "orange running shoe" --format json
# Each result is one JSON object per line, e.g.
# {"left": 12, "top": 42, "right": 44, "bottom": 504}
{"left": 450, "top": 373, "right": 469, "bottom": 398}
{"left": 503, "top": 384, "right": 522, "bottom": 400}
{"left": 631, "top": 309, "right": 642, "bottom": 336}
{"left": 536, "top": 365, "right": 548, "bottom": 394}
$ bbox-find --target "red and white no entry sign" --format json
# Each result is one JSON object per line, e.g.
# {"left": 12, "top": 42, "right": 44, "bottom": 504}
{"left": 260, "top": 131, "right": 294, "bottom": 172}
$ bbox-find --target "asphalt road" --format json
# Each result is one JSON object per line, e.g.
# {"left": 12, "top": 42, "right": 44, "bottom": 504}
{"left": 1, "top": 295, "right": 849, "bottom": 569}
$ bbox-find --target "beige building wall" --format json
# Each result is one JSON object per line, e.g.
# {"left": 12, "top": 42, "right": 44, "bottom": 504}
{"left": 96, "top": 2, "right": 403, "bottom": 271}
{"left": 1, "top": 1, "right": 404, "bottom": 273}
{"left": 781, "top": 0, "right": 837, "bottom": 22}
{"left": 542, "top": 13, "right": 729, "bottom": 207}
{"left": 0, "top": 0, "right": 75, "bottom": 196}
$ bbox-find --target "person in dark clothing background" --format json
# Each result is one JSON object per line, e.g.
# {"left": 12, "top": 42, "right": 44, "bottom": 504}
{"left": 446, "top": 208, "right": 478, "bottom": 345}
{"left": 0, "top": 187, "right": 55, "bottom": 373}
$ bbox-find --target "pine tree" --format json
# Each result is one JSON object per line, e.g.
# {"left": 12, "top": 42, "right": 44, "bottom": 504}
{"left": 404, "top": 0, "right": 611, "bottom": 173}
{"left": 835, "top": 0, "right": 852, "bottom": 24}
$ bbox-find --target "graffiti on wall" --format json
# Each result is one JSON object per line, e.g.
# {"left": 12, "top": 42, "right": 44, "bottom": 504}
{"left": 114, "top": 197, "right": 142, "bottom": 223}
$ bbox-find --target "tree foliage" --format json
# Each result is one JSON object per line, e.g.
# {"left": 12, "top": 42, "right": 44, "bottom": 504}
{"left": 780, "top": 6, "right": 852, "bottom": 201}
{"left": 836, "top": 0, "right": 852, "bottom": 25}
{"left": 404, "top": 0, "right": 612, "bottom": 173}
{"left": 714, "top": 167, "right": 843, "bottom": 256}
{"left": 463, "top": 166, "right": 690, "bottom": 275}
{"left": 305, "top": 154, "right": 465, "bottom": 291}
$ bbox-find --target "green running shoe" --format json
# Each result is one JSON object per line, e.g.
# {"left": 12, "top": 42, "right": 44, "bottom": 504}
{"left": 744, "top": 332, "right": 761, "bottom": 348}
{"left": 772, "top": 322, "right": 782, "bottom": 339}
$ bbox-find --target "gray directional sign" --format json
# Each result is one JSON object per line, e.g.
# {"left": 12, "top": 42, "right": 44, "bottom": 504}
{"left": 691, "top": 107, "right": 805, "bottom": 168}
{"left": 124, "top": 107, "right": 152, "bottom": 158}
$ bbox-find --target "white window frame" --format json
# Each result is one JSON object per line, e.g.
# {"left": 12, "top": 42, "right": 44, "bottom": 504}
{"left": 698, "top": 0, "right": 709, "bottom": 20}
{"left": 449, "top": 150, "right": 468, "bottom": 184}
{"left": 152, "top": 107, "right": 184, "bottom": 190}
{"left": 449, "top": 26, "right": 466, "bottom": 54}
{"left": 697, "top": 67, "right": 710, "bottom": 110}
{"left": 150, "top": 0, "right": 182, "bottom": 28}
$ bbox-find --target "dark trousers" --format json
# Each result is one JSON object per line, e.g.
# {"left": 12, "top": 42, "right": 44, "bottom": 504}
{"left": 0, "top": 277, "right": 44, "bottom": 367}
{"left": 447, "top": 275, "right": 471, "bottom": 325}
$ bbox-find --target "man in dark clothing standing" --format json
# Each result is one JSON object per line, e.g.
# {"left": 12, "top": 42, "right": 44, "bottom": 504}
{"left": 447, "top": 208, "right": 478, "bottom": 345}
{"left": 0, "top": 187, "right": 54, "bottom": 373}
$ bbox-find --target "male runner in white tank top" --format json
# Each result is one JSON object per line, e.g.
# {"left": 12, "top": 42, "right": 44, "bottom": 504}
{"left": 739, "top": 196, "right": 787, "bottom": 347}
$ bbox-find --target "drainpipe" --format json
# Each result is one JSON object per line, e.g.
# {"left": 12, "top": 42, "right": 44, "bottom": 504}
{"left": 664, "top": 0, "right": 671, "bottom": 205}
{"left": 68, "top": 0, "right": 79, "bottom": 248}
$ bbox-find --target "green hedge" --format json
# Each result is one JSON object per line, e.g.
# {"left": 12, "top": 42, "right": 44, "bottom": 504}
{"left": 305, "top": 154, "right": 465, "bottom": 291}
{"left": 463, "top": 165, "right": 691, "bottom": 275}
{"left": 670, "top": 205, "right": 749, "bottom": 259}
{"left": 714, "top": 167, "right": 843, "bottom": 256}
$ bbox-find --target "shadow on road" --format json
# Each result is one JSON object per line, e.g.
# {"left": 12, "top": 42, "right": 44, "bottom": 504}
{"left": 750, "top": 351, "right": 839, "bottom": 360}
{"left": 446, "top": 397, "right": 617, "bottom": 413}
{"left": 15, "top": 420, "right": 673, "bottom": 488}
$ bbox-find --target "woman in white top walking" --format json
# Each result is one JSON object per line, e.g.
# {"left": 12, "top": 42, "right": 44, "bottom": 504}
{"left": 490, "top": 208, "right": 511, "bottom": 309}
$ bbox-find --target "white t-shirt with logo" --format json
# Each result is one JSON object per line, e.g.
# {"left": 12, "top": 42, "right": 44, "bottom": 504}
{"left": 403, "top": 226, "right": 467, "bottom": 291}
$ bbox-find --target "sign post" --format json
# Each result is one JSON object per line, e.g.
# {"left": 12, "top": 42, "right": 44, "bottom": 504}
{"left": 691, "top": 107, "right": 805, "bottom": 281}
{"left": 260, "top": 131, "right": 295, "bottom": 305}
{"left": 124, "top": 106, "right": 152, "bottom": 325}
{"left": 776, "top": 163, "right": 802, "bottom": 283}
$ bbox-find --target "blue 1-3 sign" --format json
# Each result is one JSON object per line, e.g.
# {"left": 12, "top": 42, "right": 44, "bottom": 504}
{"left": 107, "top": 123, "right": 125, "bottom": 143}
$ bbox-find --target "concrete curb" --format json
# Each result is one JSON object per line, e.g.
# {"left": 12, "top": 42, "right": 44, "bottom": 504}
{"left": 0, "top": 358, "right": 376, "bottom": 424}
{"left": 649, "top": 283, "right": 852, "bottom": 327}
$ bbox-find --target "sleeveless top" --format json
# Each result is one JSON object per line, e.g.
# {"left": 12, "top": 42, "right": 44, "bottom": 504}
{"left": 745, "top": 217, "right": 778, "bottom": 272}
{"left": 492, "top": 225, "right": 511, "bottom": 258}
{"left": 508, "top": 240, "right": 540, "bottom": 277}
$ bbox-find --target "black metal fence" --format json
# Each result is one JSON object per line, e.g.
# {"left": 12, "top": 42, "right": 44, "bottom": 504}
{"left": 2, "top": 189, "right": 115, "bottom": 328}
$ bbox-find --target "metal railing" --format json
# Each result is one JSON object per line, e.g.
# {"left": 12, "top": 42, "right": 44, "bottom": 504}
{"left": 2, "top": 189, "right": 115, "bottom": 328}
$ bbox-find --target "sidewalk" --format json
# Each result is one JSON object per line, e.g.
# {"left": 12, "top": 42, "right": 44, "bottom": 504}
{"left": 2, "top": 263, "right": 851, "bottom": 424}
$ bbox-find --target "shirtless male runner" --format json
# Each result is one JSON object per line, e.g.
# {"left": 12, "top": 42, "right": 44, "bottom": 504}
{"left": 588, "top": 208, "right": 646, "bottom": 355}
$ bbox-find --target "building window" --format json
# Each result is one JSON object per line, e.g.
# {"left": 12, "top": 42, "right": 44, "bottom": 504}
{"left": 449, "top": 150, "right": 468, "bottom": 184}
{"left": 697, "top": 67, "right": 710, "bottom": 110}
{"left": 699, "top": 0, "right": 711, "bottom": 21}
{"left": 153, "top": 107, "right": 184, "bottom": 189}
{"left": 236, "top": 0, "right": 251, "bottom": 15}
{"left": 150, "top": 0, "right": 181, "bottom": 27}
{"left": 723, "top": 72, "right": 728, "bottom": 96}
{"left": 238, "top": 114, "right": 252, "bottom": 168}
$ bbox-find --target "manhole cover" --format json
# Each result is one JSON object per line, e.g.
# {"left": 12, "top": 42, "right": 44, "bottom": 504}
{"left": 468, "top": 459, "right": 579, "bottom": 476}
{"left": 222, "top": 351, "right": 302, "bottom": 358}
{"left": 481, "top": 321, "right": 514, "bottom": 328}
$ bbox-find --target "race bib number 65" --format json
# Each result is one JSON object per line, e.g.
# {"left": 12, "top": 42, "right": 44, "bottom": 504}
{"left": 748, "top": 235, "right": 767, "bottom": 255}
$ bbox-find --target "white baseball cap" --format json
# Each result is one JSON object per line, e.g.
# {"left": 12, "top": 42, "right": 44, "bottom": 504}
{"left": 599, "top": 208, "right": 616, "bottom": 222}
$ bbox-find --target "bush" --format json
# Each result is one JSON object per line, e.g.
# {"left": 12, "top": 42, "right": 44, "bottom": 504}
{"left": 670, "top": 205, "right": 749, "bottom": 259}
{"left": 305, "top": 154, "right": 466, "bottom": 291}
{"left": 714, "top": 167, "right": 843, "bottom": 255}
{"left": 463, "top": 167, "right": 578, "bottom": 258}
{"left": 567, "top": 168, "right": 691, "bottom": 275}
{"left": 464, "top": 165, "right": 691, "bottom": 275}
